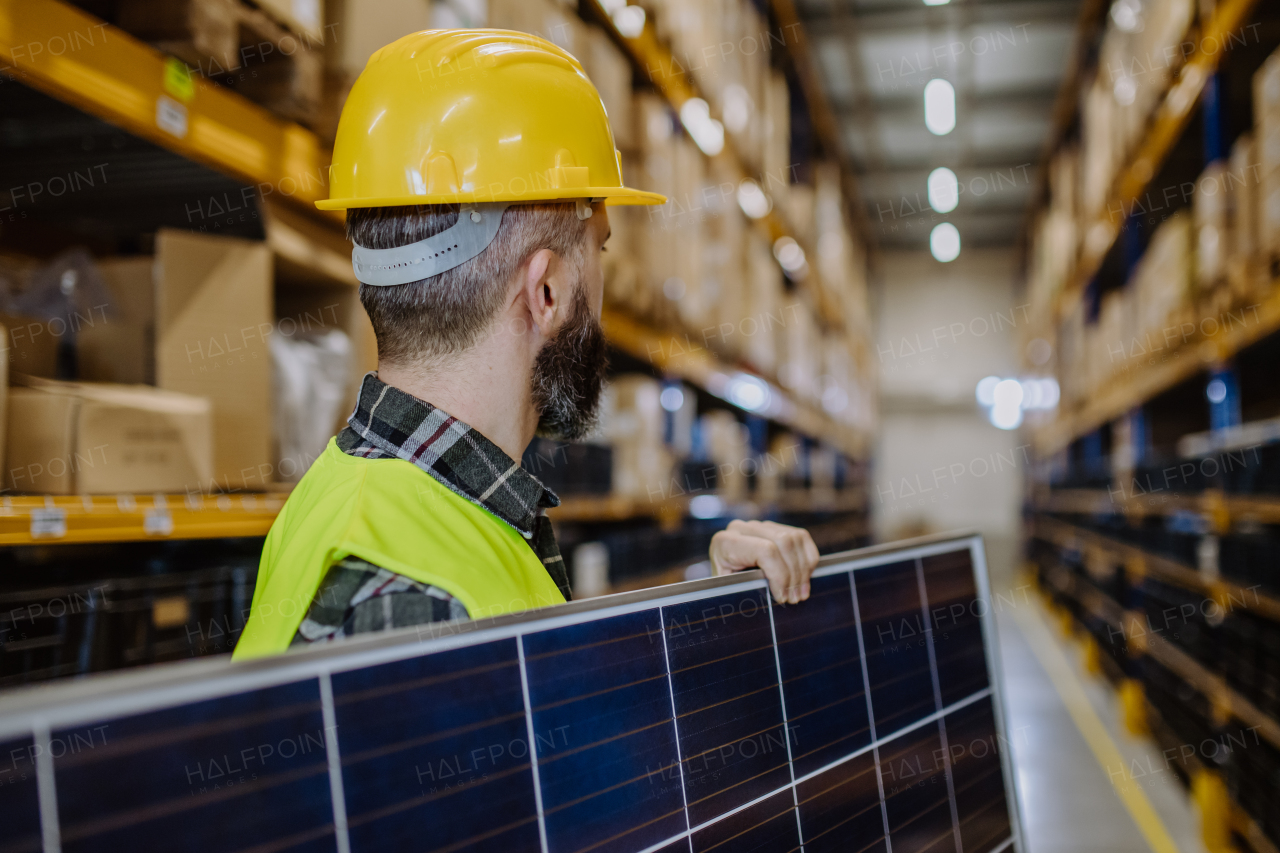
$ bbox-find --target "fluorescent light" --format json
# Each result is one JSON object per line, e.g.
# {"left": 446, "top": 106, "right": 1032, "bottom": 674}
{"left": 975, "top": 376, "right": 1001, "bottom": 407}
{"left": 927, "top": 167, "right": 959, "bottom": 213}
{"left": 924, "top": 0, "right": 950, "bottom": 4}
{"left": 679, "top": 98, "right": 725, "bottom": 156}
{"left": 722, "top": 84, "right": 751, "bottom": 134}
{"left": 772, "top": 236, "right": 807, "bottom": 272}
{"left": 1113, "top": 76, "right": 1136, "bottom": 105}
{"left": 930, "top": 222, "right": 961, "bottom": 262}
{"left": 690, "top": 495, "right": 724, "bottom": 519}
{"left": 991, "top": 379, "right": 1024, "bottom": 430}
{"left": 737, "top": 179, "right": 772, "bottom": 218}
{"left": 660, "top": 386, "right": 685, "bottom": 412}
{"left": 1110, "top": 0, "right": 1142, "bottom": 32}
{"left": 612, "top": 5, "right": 646, "bottom": 38}
{"left": 924, "top": 79, "right": 956, "bottom": 135}
{"left": 728, "top": 373, "right": 770, "bottom": 412}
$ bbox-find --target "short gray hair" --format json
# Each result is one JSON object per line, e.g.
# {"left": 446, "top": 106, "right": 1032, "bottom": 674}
{"left": 347, "top": 203, "right": 589, "bottom": 365}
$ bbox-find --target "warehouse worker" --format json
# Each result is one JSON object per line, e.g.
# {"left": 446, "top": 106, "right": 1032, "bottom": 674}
{"left": 233, "top": 30, "right": 819, "bottom": 659}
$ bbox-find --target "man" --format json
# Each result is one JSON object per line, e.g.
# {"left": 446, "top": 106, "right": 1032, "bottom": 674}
{"left": 233, "top": 29, "right": 818, "bottom": 659}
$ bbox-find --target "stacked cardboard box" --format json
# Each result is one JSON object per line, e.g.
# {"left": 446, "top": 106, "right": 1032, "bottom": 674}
{"left": 1131, "top": 212, "right": 1193, "bottom": 354}
{"left": 1256, "top": 51, "right": 1280, "bottom": 269}
{"left": 1193, "top": 161, "right": 1229, "bottom": 301}
{"left": 6, "top": 376, "right": 212, "bottom": 494}
{"left": 600, "top": 374, "right": 672, "bottom": 501}
{"left": 1226, "top": 133, "right": 1262, "bottom": 301}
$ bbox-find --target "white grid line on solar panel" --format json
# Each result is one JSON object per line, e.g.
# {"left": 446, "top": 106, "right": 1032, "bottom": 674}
{"left": 619, "top": 687, "right": 995, "bottom": 853}
{"left": 991, "top": 835, "right": 1016, "bottom": 852}
{"left": 0, "top": 536, "right": 983, "bottom": 738}
{"left": 318, "top": 671, "right": 352, "bottom": 853}
{"left": 33, "top": 719, "right": 61, "bottom": 853}
{"left": 517, "top": 636, "right": 552, "bottom": 853}
{"left": 916, "top": 557, "right": 965, "bottom": 853}
{"left": 850, "top": 552, "right": 894, "bottom": 853}
{"left": 764, "top": 588, "right": 808, "bottom": 851}
{"left": 656, "top": 604, "right": 694, "bottom": 850}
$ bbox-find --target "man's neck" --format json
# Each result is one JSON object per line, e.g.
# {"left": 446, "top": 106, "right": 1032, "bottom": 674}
{"left": 377, "top": 339, "right": 539, "bottom": 463}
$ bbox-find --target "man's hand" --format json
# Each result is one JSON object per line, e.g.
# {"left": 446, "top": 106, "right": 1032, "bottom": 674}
{"left": 709, "top": 520, "right": 820, "bottom": 605}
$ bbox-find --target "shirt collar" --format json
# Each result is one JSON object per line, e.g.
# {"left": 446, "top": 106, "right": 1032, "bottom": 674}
{"left": 340, "top": 373, "right": 560, "bottom": 538}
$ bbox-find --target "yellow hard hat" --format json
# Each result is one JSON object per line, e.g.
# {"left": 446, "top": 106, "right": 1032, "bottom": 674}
{"left": 318, "top": 29, "right": 665, "bottom": 211}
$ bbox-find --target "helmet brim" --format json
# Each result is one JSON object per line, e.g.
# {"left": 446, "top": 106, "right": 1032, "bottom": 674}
{"left": 317, "top": 186, "right": 666, "bottom": 211}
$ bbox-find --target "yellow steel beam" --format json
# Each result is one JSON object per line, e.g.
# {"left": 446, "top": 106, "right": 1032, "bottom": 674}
{"left": 0, "top": 493, "right": 284, "bottom": 545}
{"left": 0, "top": 0, "right": 338, "bottom": 224}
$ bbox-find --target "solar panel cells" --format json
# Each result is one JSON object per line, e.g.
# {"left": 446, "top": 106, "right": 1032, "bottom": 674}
{"left": 770, "top": 573, "right": 872, "bottom": 779}
{"left": 921, "top": 551, "right": 991, "bottom": 708}
{"left": 878, "top": 723, "right": 957, "bottom": 853}
{"left": 522, "top": 611, "right": 684, "bottom": 853}
{"left": 331, "top": 639, "right": 540, "bottom": 853}
{"left": 54, "top": 681, "right": 335, "bottom": 853}
{"left": 945, "top": 698, "right": 1012, "bottom": 853}
{"left": 664, "top": 590, "right": 791, "bottom": 827}
{"left": 794, "top": 749, "right": 886, "bottom": 853}
{"left": 0, "top": 536, "right": 1021, "bottom": 853}
{"left": 854, "top": 561, "right": 938, "bottom": 737}
{"left": 0, "top": 735, "right": 41, "bottom": 853}
{"left": 688, "top": 788, "right": 800, "bottom": 853}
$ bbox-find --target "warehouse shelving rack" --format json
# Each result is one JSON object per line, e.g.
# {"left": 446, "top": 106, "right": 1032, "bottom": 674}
{"left": 0, "top": 0, "right": 874, "bottom": 546}
{"left": 1024, "top": 0, "right": 1280, "bottom": 847}
{"left": 1046, "top": 0, "right": 1264, "bottom": 327}
{"left": 1029, "top": 516, "right": 1280, "bottom": 853}
{"left": 1037, "top": 275, "right": 1280, "bottom": 454}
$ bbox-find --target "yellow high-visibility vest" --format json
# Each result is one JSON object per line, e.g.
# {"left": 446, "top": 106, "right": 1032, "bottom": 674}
{"left": 233, "top": 439, "right": 565, "bottom": 659}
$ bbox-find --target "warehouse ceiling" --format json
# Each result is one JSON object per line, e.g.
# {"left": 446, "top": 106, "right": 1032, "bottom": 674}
{"left": 794, "top": 0, "right": 1083, "bottom": 249}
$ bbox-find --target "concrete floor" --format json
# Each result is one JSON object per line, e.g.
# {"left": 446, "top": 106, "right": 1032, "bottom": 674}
{"left": 985, "top": 538, "right": 1208, "bottom": 853}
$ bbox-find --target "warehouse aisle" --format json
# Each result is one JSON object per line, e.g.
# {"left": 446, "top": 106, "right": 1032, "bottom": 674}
{"left": 989, "top": 552, "right": 1209, "bottom": 853}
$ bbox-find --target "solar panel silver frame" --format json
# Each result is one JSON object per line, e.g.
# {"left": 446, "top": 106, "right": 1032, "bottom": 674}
{"left": 0, "top": 530, "right": 1027, "bottom": 853}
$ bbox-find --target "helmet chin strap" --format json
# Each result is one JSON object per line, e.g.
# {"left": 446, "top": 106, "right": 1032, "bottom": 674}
{"left": 351, "top": 199, "right": 601, "bottom": 286}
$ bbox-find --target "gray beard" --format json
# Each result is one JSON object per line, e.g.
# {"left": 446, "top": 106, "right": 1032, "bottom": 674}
{"left": 530, "top": 283, "right": 608, "bottom": 442}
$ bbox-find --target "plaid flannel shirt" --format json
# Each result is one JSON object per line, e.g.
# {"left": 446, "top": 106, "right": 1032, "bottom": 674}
{"left": 291, "top": 374, "right": 571, "bottom": 647}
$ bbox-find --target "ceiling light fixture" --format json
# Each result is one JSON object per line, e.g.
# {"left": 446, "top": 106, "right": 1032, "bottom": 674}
{"left": 612, "top": 4, "right": 646, "bottom": 38}
{"left": 722, "top": 84, "right": 751, "bottom": 134}
{"left": 927, "top": 167, "right": 959, "bottom": 213}
{"left": 930, "top": 222, "right": 961, "bottom": 262}
{"left": 924, "top": 79, "right": 956, "bottom": 135}
{"left": 679, "top": 98, "right": 725, "bottom": 156}
{"left": 736, "top": 179, "right": 772, "bottom": 219}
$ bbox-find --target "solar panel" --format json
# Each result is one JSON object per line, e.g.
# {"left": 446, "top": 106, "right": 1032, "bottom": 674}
{"left": 0, "top": 532, "right": 1024, "bottom": 853}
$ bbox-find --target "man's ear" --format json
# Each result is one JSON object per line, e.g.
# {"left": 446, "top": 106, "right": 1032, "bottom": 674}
{"left": 523, "top": 248, "right": 559, "bottom": 337}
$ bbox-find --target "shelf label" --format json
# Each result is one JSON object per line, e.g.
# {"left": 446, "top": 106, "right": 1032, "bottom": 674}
{"left": 144, "top": 509, "right": 174, "bottom": 537}
{"left": 30, "top": 508, "right": 67, "bottom": 539}
{"left": 162, "top": 58, "right": 195, "bottom": 103}
{"left": 156, "top": 96, "right": 188, "bottom": 139}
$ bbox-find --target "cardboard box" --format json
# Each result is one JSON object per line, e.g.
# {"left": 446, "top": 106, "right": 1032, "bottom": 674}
{"left": 154, "top": 229, "right": 272, "bottom": 491}
{"left": 1194, "top": 161, "right": 1228, "bottom": 292}
{"left": 255, "top": 0, "right": 325, "bottom": 41}
{"left": 1255, "top": 52, "right": 1280, "bottom": 179}
{"left": 489, "top": 0, "right": 586, "bottom": 59}
{"left": 583, "top": 26, "right": 635, "bottom": 151}
{"left": 5, "top": 378, "right": 212, "bottom": 494}
{"left": 78, "top": 257, "right": 155, "bottom": 385}
{"left": 1228, "top": 134, "right": 1258, "bottom": 261}
{"left": 601, "top": 375, "right": 671, "bottom": 500}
